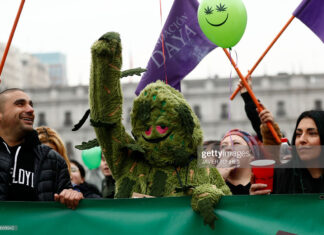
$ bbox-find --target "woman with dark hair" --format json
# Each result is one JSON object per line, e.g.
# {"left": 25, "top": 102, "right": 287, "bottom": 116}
{"left": 251, "top": 110, "right": 324, "bottom": 194}
{"left": 70, "top": 160, "right": 102, "bottom": 198}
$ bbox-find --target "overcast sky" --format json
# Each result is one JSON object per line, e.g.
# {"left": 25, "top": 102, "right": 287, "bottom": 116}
{"left": 1, "top": 0, "right": 324, "bottom": 86}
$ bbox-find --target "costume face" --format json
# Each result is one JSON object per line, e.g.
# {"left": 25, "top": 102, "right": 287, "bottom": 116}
{"left": 295, "top": 117, "right": 321, "bottom": 162}
{"left": 0, "top": 91, "right": 34, "bottom": 134}
{"left": 71, "top": 163, "right": 84, "bottom": 185}
{"left": 131, "top": 81, "right": 202, "bottom": 166}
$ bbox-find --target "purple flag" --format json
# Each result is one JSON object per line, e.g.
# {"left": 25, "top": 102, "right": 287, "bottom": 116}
{"left": 293, "top": 0, "right": 324, "bottom": 43}
{"left": 135, "top": 0, "right": 217, "bottom": 95}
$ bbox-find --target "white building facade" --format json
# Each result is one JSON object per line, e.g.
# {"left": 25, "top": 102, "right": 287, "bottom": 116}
{"left": 0, "top": 43, "right": 50, "bottom": 89}
{"left": 26, "top": 73, "right": 324, "bottom": 162}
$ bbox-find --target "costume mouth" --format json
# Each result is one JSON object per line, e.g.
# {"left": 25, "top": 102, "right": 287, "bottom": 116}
{"left": 142, "top": 132, "right": 172, "bottom": 143}
{"left": 206, "top": 13, "right": 229, "bottom": 27}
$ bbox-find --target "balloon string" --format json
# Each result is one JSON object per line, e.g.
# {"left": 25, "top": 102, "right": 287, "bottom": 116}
{"left": 228, "top": 49, "right": 238, "bottom": 148}
{"left": 159, "top": 0, "right": 168, "bottom": 85}
{"left": 227, "top": 49, "right": 238, "bottom": 121}
{"left": 228, "top": 49, "right": 233, "bottom": 121}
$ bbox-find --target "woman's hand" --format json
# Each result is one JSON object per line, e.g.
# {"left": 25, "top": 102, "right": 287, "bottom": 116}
{"left": 239, "top": 75, "right": 252, "bottom": 94}
{"left": 259, "top": 108, "right": 274, "bottom": 124}
{"left": 216, "top": 154, "right": 237, "bottom": 180}
{"left": 249, "top": 173, "right": 271, "bottom": 195}
{"left": 249, "top": 183, "right": 271, "bottom": 195}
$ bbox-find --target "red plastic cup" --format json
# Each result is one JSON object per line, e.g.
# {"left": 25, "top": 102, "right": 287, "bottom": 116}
{"left": 250, "top": 160, "right": 275, "bottom": 192}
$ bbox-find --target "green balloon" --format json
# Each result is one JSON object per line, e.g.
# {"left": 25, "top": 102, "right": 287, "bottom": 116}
{"left": 198, "top": 0, "right": 247, "bottom": 48}
{"left": 82, "top": 146, "right": 102, "bottom": 170}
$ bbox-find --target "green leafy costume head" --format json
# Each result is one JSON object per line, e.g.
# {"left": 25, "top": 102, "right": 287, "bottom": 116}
{"left": 132, "top": 81, "right": 202, "bottom": 167}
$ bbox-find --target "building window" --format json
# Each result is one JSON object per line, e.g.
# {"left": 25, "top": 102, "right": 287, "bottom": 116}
{"left": 220, "top": 103, "right": 228, "bottom": 120}
{"left": 194, "top": 105, "right": 202, "bottom": 120}
{"left": 276, "top": 101, "right": 286, "bottom": 117}
{"left": 38, "top": 112, "right": 47, "bottom": 126}
{"left": 65, "top": 141, "right": 74, "bottom": 159}
{"left": 21, "top": 59, "right": 28, "bottom": 66}
{"left": 315, "top": 100, "right": 322, "bottom": 110}
{"left": 64, "top": 111, "right": 73, "bottom": 126}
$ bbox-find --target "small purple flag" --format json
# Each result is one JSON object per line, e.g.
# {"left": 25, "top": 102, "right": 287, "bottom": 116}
{"left": 293, "top": 0, "right": 324, "bottom": 43}
{"left": 135, "top": 0, "right": 217, "bottom": 95}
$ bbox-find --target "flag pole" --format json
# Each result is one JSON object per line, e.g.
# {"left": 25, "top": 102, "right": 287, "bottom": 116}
{"left": 230, "top": 15, "right": 296, "bottom": 100}
{"left": 159, "top": 0, "right": 168, "bottom": 85}
{"left": 0, "top": 0, "right": 26, "bottom": 83}
{"left": 223, "top": 48, "right": 281, "bottom": 144}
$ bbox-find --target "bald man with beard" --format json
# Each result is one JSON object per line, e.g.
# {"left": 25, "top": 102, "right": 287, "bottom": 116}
{"left": 0, "top": 88, "right": 83, "bottom": 209}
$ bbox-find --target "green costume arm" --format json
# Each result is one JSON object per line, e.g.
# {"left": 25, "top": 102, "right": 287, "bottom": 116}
{"left": 191, "top": 184, "right": 224, "bottom": 229}
{"left": 89, "top": 32, "right": 134, "bottom": 179}
{"left": 191, "top": 168, "right": 231, "bottom": 229}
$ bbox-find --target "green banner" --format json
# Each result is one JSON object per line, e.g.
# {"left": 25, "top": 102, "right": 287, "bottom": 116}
{"left": 0, "top": 194, "right": 323, "bottom": 235}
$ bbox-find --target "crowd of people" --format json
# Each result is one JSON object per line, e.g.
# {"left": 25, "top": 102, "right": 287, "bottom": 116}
{"left": 0, "top": 85, "right": 323, "bottom": 209}
{"left": 217, "top": 80, "right": 324, "bottom": 195}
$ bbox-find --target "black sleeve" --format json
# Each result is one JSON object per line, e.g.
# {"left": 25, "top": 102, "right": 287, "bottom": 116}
{"left": 272, "top": 167, "right": 295, "bottom": 194}
{"left": 80, "top": 182, "right": 102, "bottom": 198}
{"left": 49, "top": 150, "right": 72, "bottom": 194}
{"left": 0, "top": 155, "right": 11, "bottom": 200}
{"left": 241, "top": 92, "right": 262, "bottom": 141}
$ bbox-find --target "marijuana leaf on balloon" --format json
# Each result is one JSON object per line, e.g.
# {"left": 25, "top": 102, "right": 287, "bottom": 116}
{"left": 216, "top": 3, "right": 227, "bottom": 12}
{"left": 204, "top": 6, "right": 213, "bottom": 15}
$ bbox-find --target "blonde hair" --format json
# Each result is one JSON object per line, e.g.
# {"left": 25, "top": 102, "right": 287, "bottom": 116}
{"left": 36, "top": 126, "right": 71, "bottom": 175}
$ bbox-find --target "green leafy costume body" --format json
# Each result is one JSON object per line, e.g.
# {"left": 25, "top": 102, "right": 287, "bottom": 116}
{"left": 88, "top": 32, "right": 231, "bottom": 228}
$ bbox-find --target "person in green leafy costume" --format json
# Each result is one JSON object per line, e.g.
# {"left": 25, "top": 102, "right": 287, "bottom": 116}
{"left": 83, "top": 32, "right": 231, "bottom": 228}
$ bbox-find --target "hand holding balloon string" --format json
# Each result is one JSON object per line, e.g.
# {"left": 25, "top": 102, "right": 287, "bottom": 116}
{"left": 222, "top": 48, "right": 281, "bottom": 144}
{"left": 197, "top": 0, "right": 281, "bottom": 144}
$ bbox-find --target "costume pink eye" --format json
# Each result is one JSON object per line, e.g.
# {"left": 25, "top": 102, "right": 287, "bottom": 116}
{"left": 145, "top": 126, "right": 152, "bottom": 136}
{"left": 156, "top": 125, "right": 168, "bottom": 134}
